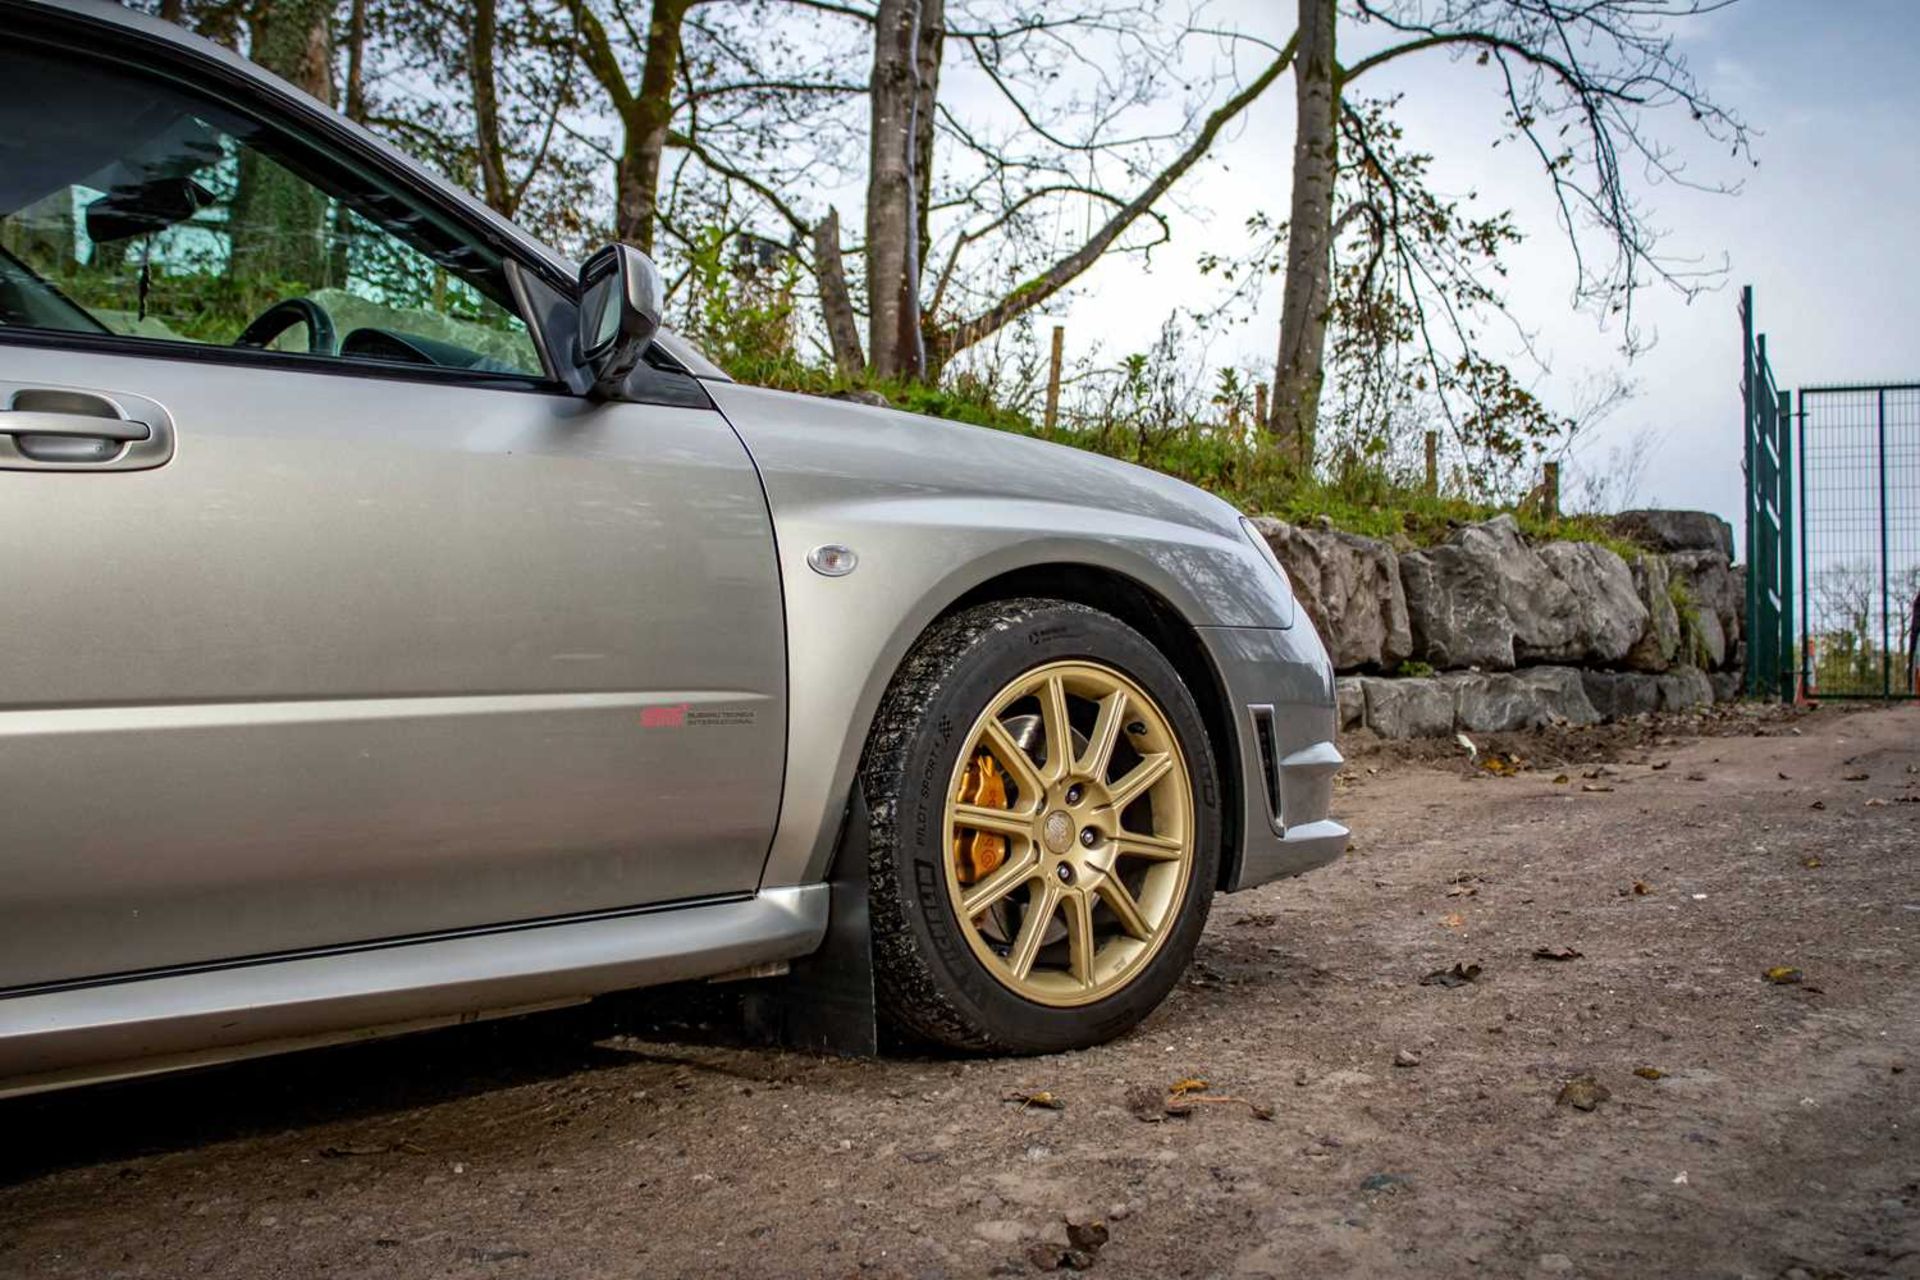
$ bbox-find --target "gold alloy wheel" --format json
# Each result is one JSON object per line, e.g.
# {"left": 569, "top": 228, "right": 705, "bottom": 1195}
{"left": 943, "top": 659, "right": 1195, "bottom": 1007}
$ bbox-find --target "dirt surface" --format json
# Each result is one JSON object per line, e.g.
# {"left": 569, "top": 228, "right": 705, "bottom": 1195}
{"left": 3, "top": 703, "right": 1917, "bottom": 1279}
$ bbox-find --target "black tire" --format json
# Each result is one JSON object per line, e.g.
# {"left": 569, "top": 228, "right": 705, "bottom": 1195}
{"left": 861, "top": 597, "right": 1222, "bottom": 1053}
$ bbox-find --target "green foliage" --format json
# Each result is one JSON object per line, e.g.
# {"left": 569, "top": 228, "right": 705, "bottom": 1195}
{"left": 1395, "top": 659, "right": 1436, "bottom": 678}
{"left": 1669, "top": 576, "right": 1708, "bottom": 669}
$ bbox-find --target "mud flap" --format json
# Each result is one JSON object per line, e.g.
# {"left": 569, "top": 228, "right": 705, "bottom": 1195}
{"left": 738, "top": 785, "right": 880, "bottom": 1056}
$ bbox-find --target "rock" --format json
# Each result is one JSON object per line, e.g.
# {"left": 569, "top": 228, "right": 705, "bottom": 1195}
{"left": 1400, "top": 516, "right": 1581, "bottom": 670}
{"left": 1251, "top": 518, "right": 1413, "bottom": 671}
{"left": 1538, "top": 542, "right": 1648, "bottom": 665}
{"left": 1581, "top": 671, "right": 1661, "bottom": 720}
{"left": 1710, "top": 671, "right": 1742, "bottom": 703}
{"left": 1516, "top": 666, "right": 1604, "bottom": 726}
{"left": 1613, "top": 508, "right": 1735, "bottom": 559}
{"left": 1392, "top": 1049, "right": 1421, "bottom": 1068}
{"left": 1667, "top": 550, "right": 1742, "bottom": 669}
{"left": 1624, "top": 553, "right": 1680, "bottom": 672}
{"left": 1535, "top": 1254, "right": 1576, "bottom": 1275}
{"left": 1655, "top": 667, "right": 1713, "bottom": 713}
{"left": 1335, "top": 676, "right": 1366, "bottom": 733}
{"left": 1357, "top": 677, "right": 1454, "bottom": 739}
{"left": 1443, "top": 668, "right": 1599, "bottom": 734}
{"left": 1359, "top": 1172, "right": 1412, "bottom": 1193}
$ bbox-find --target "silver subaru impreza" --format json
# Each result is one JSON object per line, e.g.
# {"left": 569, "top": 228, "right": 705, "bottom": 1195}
{"left": 0, "top": 0, "right": 1346, "bottom": 1095}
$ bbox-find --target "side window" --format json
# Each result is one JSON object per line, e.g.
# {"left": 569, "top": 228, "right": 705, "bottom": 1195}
{"left": 0, "top": 43, "right": 545, "bottom": 379}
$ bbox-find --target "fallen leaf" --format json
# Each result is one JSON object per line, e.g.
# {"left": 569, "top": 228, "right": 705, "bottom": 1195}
{"left": 1867, "top": 798, "right": 1889, "bottom": 808}
{"left": 1763, "top": 966, "right": 1804, "bottom": 985}
{"left": 1651, "top": 760, "right": 1672, "bottom": 771}
{"left": 1445, "top": 885, "right": 1479, "bottom": 898}
{"left": 1169, "top": 1077, "right": 1209, "bottom": 1097}
{"left": 1004, "top": 1089, "right": 1065, "bottom": 1111}
{"left": 1532, "top": 946, "right": 1583, "bottom": 962}
{"left": 1440, "top": 913, "right": 1466, "bottom": 929}
{"left": 1633, "top": 1066, "right": 1668, "bottom": 1080}
{"left": 1456, "top": 732, "right": 1479, "bottom": 760}
{"left": 1810, "top": 800, "right": 1827, "bottom": 811}
{"left": 1803, "top": 856, "right": 1823, "bottom": 868}
{"left": 1555, "top": 1076, "right": 1610, "bottom": 1111}
{"left": 1581, "top": 783, "right": 1615, "bottom": 793}
{"left": 1632, "top": 881, "right": 1651, "bottom": 895}
{"left": 1552, "top": 773, "right": 1570, "bottom": 784}
{"left": 1685, "top": 771, "right": 1709, "bottom": 782}
{"left": 1170, "top": 1094, "right": 1274, "bottom": 1121}
{"left": 1026, "top": 1242, "right": 1095, "bottom": 1272}
{"left": 1419, "top": 962, "right": 1483, "bottom": 988}
{"left": 1843, "top": 772, "right": 1870, "bottom": 782}
{"left": 1065, "top": 1220, "right": 1111, "bottom": 1253}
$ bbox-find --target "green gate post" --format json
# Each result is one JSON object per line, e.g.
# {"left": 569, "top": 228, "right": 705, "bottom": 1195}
{"left": 1777, "top": 389, "right": 1795, "bottom": 701}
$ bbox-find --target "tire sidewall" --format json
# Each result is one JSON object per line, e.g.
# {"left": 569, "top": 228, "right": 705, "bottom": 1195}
{"left": 887, "top": 603, "right": 1221, "bottom": 1053}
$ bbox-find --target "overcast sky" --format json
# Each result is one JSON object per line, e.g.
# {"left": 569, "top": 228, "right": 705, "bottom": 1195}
{"left": 996, "top": 0, "right": 1920, "bottom": 536}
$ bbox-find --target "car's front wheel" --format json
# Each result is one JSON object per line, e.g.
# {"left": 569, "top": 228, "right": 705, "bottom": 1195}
{"left": 862, "top": 598, "right": 1221, "bottom": 1053}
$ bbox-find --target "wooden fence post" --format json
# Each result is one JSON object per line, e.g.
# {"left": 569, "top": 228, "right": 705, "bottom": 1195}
{"left": 1044, "top": 325, "right": 1065, "bottom": 431}
{"left": 1424, "top": 431, "right": 1438, "bottom": 497}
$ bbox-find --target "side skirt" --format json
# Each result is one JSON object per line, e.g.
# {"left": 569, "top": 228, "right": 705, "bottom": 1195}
{"left": 0, "top": 886, "right": 828, "bottom": 1098}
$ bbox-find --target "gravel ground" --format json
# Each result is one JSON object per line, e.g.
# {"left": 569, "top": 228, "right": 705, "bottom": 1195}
{"left": 2, "top": 702, "right": 1916, "bottom": 1280}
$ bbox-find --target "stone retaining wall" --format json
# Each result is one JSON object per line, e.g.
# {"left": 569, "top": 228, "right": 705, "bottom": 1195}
{"left": 1249, "top": 509, "right": 1744, "bottom": 740}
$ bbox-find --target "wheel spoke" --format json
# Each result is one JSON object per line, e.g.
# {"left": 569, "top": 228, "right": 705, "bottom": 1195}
{"left": 981, "top": 716, "right": 1045, "bottom": 801}
{"left": 1077, "top": 688, "right": 1127, "bottom": 780}
{"left": 1097, "top": 876, "right": 1154, "bottom": 942}
{"left": 1113, "top": 831, "right": 1186, "bottom": 862}
{"left": 952, "top": 803, "right": 1033, "bottom": 840}
{"left": 1006, "top": 879, "right": 1062, "bottom": 981}
{"left": 1038, "top": 675, "right": 1073, "bottom": 783}
{"left": 961, "top": 848, "right": 1041, "bottom": 917}
{"left": 1107, "top": 751, "right": 1172, "bottom": 811}
{"left": 1063, "top": 889, "right": 1096, "bottom": 987}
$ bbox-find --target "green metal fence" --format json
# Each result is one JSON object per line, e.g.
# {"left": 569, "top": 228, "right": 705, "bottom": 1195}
{"left": 1797, "top": 383, "right": 1920, "bottom": 699}
{"left": 1741, "top": 287, "right": 1795, "bottom": 700}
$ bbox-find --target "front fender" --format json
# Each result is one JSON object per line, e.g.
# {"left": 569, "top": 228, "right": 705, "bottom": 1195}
{"left": 705, "top": 383, "right": 1297, "bottom": 890}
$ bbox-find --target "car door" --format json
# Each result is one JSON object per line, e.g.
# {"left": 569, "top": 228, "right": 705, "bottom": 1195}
{"left": 0, "top": 34, "right": 786, "bottom": 990}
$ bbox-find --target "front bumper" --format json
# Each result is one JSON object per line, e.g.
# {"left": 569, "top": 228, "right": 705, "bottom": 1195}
{"left": 1197, "top": 625, "right": 1350, "bottom": 891}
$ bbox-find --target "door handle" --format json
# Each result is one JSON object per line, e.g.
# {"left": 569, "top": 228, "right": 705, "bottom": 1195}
{"left": 0, "top": 386, "right": 175, "bottom": 472}
{"left": 0, "top": 411, "right": 153, "bottom": 442}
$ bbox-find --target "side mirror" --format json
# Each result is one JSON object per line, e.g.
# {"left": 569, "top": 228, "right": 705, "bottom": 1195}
{"left": 576, "top": 244, "right": 663, "bottom": 398}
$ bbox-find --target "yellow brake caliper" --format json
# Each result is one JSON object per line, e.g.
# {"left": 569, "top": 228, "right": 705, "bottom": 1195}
{"left": 952, "top": 750, "right": 1011, "bottom": 886}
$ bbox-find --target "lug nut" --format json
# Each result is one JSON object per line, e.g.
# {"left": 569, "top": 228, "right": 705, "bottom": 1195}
{"left": 1079, "top": 827, "right": 1099, "bottom": 848}
{"left": 1064, "top": 784, "right": 1084, "bottom": 805}
{"left": 1055, "top": 863, "right": 1074, "bottom": 883}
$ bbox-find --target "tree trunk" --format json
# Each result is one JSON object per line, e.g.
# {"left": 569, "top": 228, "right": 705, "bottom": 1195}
{"left": 812, "top": 208, "right": 866, "bottom": 376}
{"left": 1269, "top": 0, "right": 1338, "bottom": 469}
{"left": 341, "top": 0, "right": 368, "bottom": 122}
{"left": 865, "top": 0, "right": 927, "bottom": 380}
{"left": 471, "top": 0, "right": 513, "bottom": 214}
{"left": 911, "top": 0, "right": 944, "bottom": 279}
{"left": 614, "top": 0, "right": 691, "bottom": 253}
